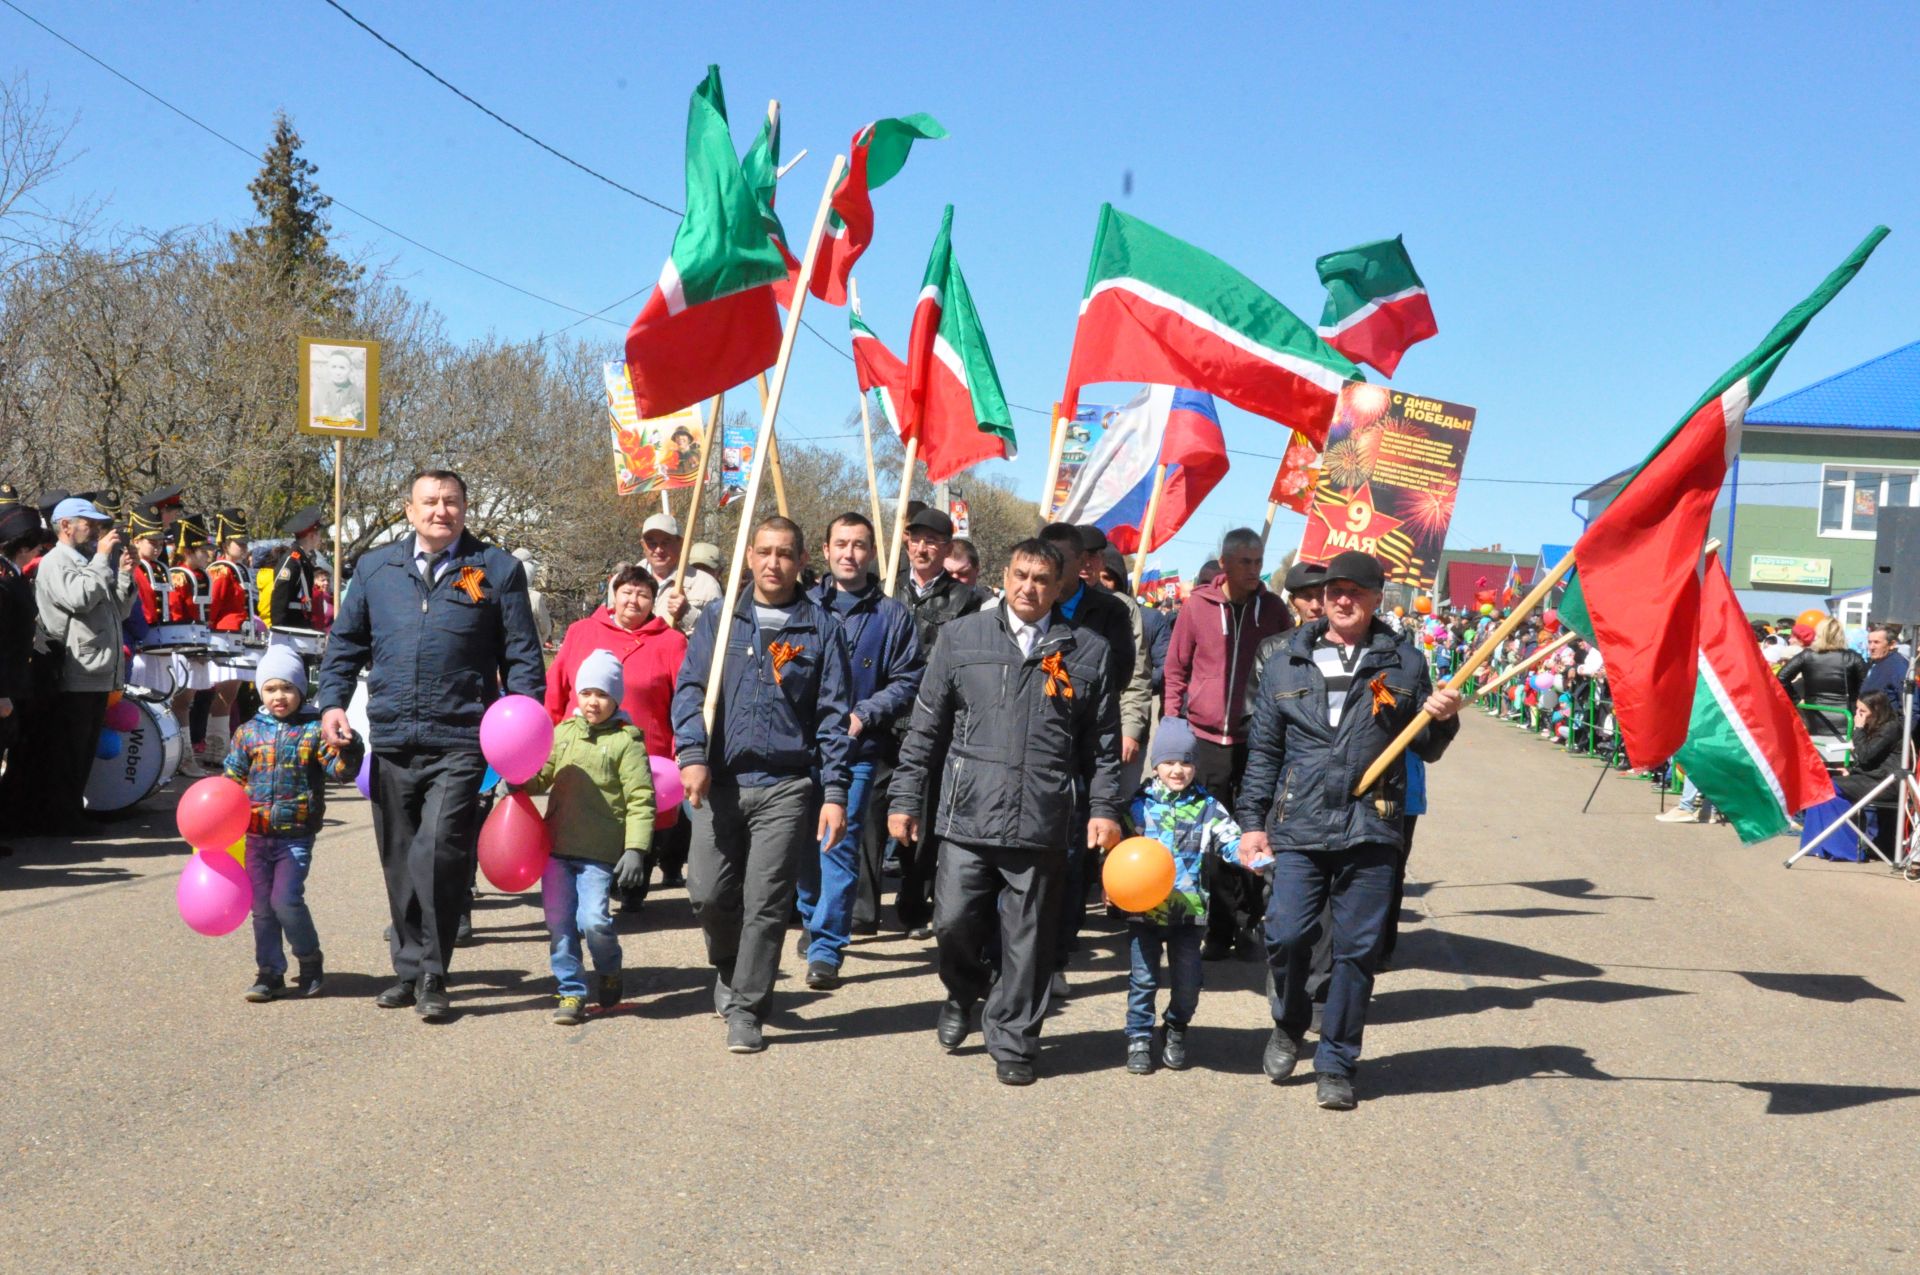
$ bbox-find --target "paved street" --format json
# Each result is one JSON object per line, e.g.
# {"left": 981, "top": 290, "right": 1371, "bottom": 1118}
{"left": 5, "top": 712, "right": 1920, "bottom": 1272}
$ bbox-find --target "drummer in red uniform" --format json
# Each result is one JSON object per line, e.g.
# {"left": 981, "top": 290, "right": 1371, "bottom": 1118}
{"left": 127, "top": 504, "right": 171, "bottom": 626}
{"left": 166, "top": 514, "right": 217, "bottom": 775}
{"left": 203, "top": 509, "right": 255, "bottom": 766}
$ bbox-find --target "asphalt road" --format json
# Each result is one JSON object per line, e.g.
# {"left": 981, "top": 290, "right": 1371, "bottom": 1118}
{"left": 5, "top": 711, "right": 1920, "bottom": 1272}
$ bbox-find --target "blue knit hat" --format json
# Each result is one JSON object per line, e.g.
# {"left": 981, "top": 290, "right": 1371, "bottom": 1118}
{"left": 1151, "top": 717, "right": 1197, "bottom": 767}
{"left": 255, "top": 646, "right": 307, "bottom": 696}
{"left": 576, "top": 649, "right": 624, "bottom": 703}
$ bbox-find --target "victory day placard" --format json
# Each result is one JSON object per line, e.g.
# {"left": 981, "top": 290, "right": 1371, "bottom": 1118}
{"left": 604, "top": 362, "right": 705, "bottom": 497}
{"left": 1298, "top": 382, "right": 1476, "bottom": 590}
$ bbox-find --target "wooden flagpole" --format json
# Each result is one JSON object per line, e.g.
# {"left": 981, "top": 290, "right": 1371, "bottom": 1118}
{"left": 1259, "top": 500, "right": 1281, "bottom": 552}
{"left": 672, "top": 390, "right": 724, "bottom": 591}
{"left": 1130, "top": 463, "right": 1169, "bottom": 594}
{"left": 1039, "top": 407, "right": 1069, "bottom": 522}
{"left": 702, "top": 154, "right": 848, "bottom": 731}
{"left": 1473, "top": 628, "right": 1577, "bottom": 699}
{"left": 754, "top": 373, "right": 790, "bottom": 518}
{"left": 1353, "top": 552, "right": 1577, "bottom": 794}
{"left": 881, "top": 437, "right": 919, "bottom": 598}
{"left": 848, "top": 278, "right": 886, "bottom": 535}
{"left": 331, "top": 439, "right": 344, "bottom": 586}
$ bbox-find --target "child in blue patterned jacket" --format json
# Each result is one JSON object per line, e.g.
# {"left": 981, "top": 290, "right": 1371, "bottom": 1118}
{"left": 223, "top": 647, "right": 362, "bottom": 1003}
{"left": 1121, "top": 717, "right": 1241, "bottom": 1075}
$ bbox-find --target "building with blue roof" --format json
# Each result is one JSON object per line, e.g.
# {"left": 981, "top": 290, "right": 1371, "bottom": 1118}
{"left": 1577, "top": 339, "right": 1920, "bottom": 626}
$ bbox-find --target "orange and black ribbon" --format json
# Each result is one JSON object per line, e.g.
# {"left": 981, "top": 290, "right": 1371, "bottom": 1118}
{"left": 1369, "top": 672, "right": 1396, "bottom": 716}
{"left": 453, "top": 564, "right": 487, "bottom": 603}
{"left": 769, "top": 640, "right": 801, "bottom": 685}
{"left": 1040, "top": 651, "right": 1074, "bottom": 699}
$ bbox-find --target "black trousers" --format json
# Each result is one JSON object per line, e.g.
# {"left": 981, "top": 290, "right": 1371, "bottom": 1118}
{"left": 370, "top": 748, "right": 488, "bottom": 982}
{"left": 934, "top": 839, "right": 1064, "bottom": 1064}
{"left": 1194, "top": 736, "right": 1261, "bottom": 948}
{"left": 4, "top": 690, "right": 106, "bottom": 833}
{"left": 1309, "top": 815, "right": 1419, "bottom": 1002}
{"left": 852, "top": 758, "right": 895, "bottom": 928}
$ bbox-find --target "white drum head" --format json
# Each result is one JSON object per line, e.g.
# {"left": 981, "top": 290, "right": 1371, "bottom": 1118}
{"left": 85, "top": 699, "right": 182, "bottom": 812}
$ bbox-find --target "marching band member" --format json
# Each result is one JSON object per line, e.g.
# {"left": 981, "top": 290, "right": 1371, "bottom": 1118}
{"left": 128, "top": 504, "right": 172, "bottom": 626}
{"left": 271, "top": 506, "right": 325, "bottom": 632}
{"left": 206, "top": 510, "right": 254, "bottom": 632}
{"left": 167, "top": 515, "right": 215, "bottom": 776}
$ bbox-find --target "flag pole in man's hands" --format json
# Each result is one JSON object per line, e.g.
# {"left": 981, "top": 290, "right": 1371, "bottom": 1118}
{"left": 673, "top": 390, "right": 724, "bottom": 592}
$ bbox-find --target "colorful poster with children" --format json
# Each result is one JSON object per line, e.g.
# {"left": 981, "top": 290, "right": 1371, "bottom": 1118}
{"left": 604, "top": 362, "right": 705, "bottom": 497}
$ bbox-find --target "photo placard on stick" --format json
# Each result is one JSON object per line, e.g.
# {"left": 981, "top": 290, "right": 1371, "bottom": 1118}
{"left": 297, "top": 337, "right": 380, "bottom": 438}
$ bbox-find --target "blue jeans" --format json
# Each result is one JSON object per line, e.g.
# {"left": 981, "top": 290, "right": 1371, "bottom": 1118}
{"left": 796, "top": 760, "right": 874, "bottom": 968}
{"left": 542, "top": 855, "right": 621, "bottom": 999}
{"left": 1265, "top": 844, "right": 1396, "bottom": 1079}
{"left": 246, "top": 835, "right": 319, "bottom": 974}
{"left": 1126, "top": 921, "right": 1203, "bottom": 1039}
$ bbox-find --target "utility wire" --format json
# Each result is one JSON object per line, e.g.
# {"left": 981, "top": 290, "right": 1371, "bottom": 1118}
{"left": 1, "top": 0, "right": 628, "bottom": 328}
{"left": 318, "top": 0, "right": 681, "bottom": 216}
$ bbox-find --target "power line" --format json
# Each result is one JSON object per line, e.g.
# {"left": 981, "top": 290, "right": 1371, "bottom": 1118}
{"left": 317, "top": 0, "right": 681, "bottom": 217}
{"left": 0, "top": 0, "right": 628, "bottom": 329}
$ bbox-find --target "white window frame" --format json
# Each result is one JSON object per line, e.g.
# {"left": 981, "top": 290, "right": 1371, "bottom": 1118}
{"left": 1819, "top": 464, "right": 1920, "bottom": 540}
{"left": 1838, "top": 594, "right": 1870, "bottom": 634}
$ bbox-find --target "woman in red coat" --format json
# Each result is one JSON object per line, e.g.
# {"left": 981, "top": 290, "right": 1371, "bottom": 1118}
{"left": 545, "top": 564, "right": 687, "bottom": 760}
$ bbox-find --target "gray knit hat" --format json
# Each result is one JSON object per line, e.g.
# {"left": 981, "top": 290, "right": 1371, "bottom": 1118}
{"left": 1150, "top": 717, "right": 1197, "bottom": 767}
{"left": 576, "top": 649, "right": 624, "bottom": 703}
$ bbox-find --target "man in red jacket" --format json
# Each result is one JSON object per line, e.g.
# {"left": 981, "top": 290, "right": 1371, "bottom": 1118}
{"left": 1162, "top": 527, "right": 1291, "bottom": 959}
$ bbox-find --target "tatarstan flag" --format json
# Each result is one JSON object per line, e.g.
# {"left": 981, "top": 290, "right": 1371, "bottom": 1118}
{"left": 849, "top": 305, "right": 906, "bottom": 439}
{"left": 1061, "top": 204, "right": 1362, "bottom": 446}
{"left": 1559, "top": 226, "right": 1888, "bottom": 768}
{"left": 778, "top": 115, "right": 947, "bottom": 309}
{"left": 906, "top": 205, "right": 1015, "bottom": 483}
{"left": 1315, "top": 236, "right": 1438, "bottom": 377}
{"left": 625, "top": 66, "right": 787, "bottom": 418}
{"left": 1675, "top": 551, "right": 1833, "bottom": 843}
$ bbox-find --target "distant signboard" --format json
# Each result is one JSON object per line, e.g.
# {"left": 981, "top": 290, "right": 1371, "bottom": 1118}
{"left": 1749, "top": 555, "right": 1831, "bottom": 589}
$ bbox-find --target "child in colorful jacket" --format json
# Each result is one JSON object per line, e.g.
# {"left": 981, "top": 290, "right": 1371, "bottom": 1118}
{"left": 222, "top": 647, "right": 362, "bottom": 1002}
{"left": 523, "top": 650, "right": 654, "bottom": 1025}
{"left": 1120, "top": 717, "right": 1242, "bottom": 1075}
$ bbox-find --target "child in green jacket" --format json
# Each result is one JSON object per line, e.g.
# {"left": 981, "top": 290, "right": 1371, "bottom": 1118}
{"left": 526, "top": 650, "right": 654, "bottom": 1024}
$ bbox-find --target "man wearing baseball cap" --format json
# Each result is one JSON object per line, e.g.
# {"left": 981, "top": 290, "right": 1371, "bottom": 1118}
{"left": 1235, "top": 549, "right": 1461, "bottom": 1110}
{"left": 9, "top": 497, "right": 131, "bottom": 834}
{"left": 639, "top": 512, "right": 721, "bottom": 637}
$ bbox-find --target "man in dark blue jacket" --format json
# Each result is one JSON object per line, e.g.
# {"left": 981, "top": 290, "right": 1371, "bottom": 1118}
{"left": 318, "top": 469, "right": 545, "bottom": 1022}
{"left": 797, "top": 512, "right": 921, "bottom": 989}
{"left": 673, "top": 516, "right": 854, "bottom": 1053}
{"left": 1235, "top": 551, "right": 1460, "bottom": 1110}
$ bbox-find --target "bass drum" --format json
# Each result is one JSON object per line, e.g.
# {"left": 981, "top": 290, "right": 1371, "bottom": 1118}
{"left": 85, "top": 694, "right": 184, "bottom": 812}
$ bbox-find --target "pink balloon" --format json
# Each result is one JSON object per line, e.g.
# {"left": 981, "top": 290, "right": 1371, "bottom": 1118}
{"left": 478, "top": 792, "right": 551, "bottom": 892}
{"left": 177, "top": 849, "right": 251, "bottom": 936}
{"left": 650, "top": 754, "right": 684, "bottom": 829}
{"left": 104, "top": 699, "right": 141, "bottom": 733}
{"left": 479, "top": 695, "right": 555, "bottom": 785}
{"left": 176, "top": 776, "right": 251, "bottom": 853}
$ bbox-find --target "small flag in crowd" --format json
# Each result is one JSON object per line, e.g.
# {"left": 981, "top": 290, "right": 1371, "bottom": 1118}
{"left": 1054, "top": 384, "right": 1228, "bottom": 555}
{"left": 1061, "top": 204, "right": 1361, "bottom": 445}
{"left": 1268, "top": 430, "right": 1322, "bottom": 514}
{"left": 625, "top": 67, "right": 787, "bottom": 418}
{"left": 1559, "top": 225, "right": 1888, "bottom": 767}
{"left": 850, "top": 305, "right": 907, "bottom": 439}
{"left": 779, "top": 115, "right": 948, "bottom": 308}
{"left": 1673, "top": 552, "right": 1833, "bottom": 842}
{"left": 906, "top": 205, "right": 1016, "bottom": 483}
{"left": 1315, "top": 236, "right": 1438, "bottom": 377}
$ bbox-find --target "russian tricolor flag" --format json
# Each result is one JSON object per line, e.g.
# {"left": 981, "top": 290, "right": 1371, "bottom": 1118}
{"left": 1055, "top": 385, "right": 1229, "bottom": 555}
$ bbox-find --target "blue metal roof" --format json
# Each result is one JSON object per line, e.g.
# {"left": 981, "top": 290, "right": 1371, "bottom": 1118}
{"left": 1745, "top": 339, "right": 1920, "bottom": 432}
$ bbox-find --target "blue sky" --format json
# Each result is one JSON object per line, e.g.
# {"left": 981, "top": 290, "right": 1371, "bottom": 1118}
{"left": 9, "top": 0, "right": 1916, "bottom": 573}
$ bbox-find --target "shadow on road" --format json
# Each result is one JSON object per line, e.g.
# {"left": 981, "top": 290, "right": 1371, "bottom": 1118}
{"left": 1370, "top": 978, "right": 1689, "bottom": 1025}
{"left": 1435, "top": 906, "right": 1604, "bottom": 920}
{"left": 1396, "top": 929, "right": 1605, "bottom": 980}
{"left": 1415, "top": 877, "right": 1654, "bottom": 902}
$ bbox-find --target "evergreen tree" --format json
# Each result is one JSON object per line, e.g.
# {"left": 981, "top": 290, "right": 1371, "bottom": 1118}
{"left": 228, "top": 110, "right": 360, "bottom": 310}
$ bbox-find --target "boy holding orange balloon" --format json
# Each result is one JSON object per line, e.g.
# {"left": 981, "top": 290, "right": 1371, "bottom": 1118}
{"left": 222, "top": 647, "right": 362, "bottom": 1002}
{"left": 1116, "top": 718, "right": 1243, "bottom": 1074}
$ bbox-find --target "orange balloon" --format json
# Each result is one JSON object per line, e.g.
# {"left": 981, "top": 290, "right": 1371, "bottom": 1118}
{"left": 1102, "top": 835, "right": 1176, "bottom": 913}
{"left": 1413, "top": 596, "right": 1433, "bottom": 615}
{"left": 1797, "top": 608, "right": 1826, "bottom": 630}
{"left": 1392, "top": 605, "right": 1406, "bottom": 617}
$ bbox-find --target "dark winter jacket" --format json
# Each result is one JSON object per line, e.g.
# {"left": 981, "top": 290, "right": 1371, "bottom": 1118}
{"left": 1236, "top": 617, "right": 1456, "bottom": 853}
{"left": 1142, "top": 603, "right": 1171, "bottom": 698}
{"left": 0, "top": 556, "right": 35, "bottom": 708}
{"left": 317, "top": 531, "right": 547, "bottom": 753}
{"left": 892, "top": 604, "right": 1123, "bottom": 853}
{"left": 810, "top": 575, "right": 923, "bottom": 764}
{"left": 1059, "top": 582, "right": 1151, "bottom": 743}
{"left": 671, "top": 589, "right": 853, "bottom": 804}
{"left": 900, "top": 571, "right": 986, "bottom": 658}
{"left": 1777, "top": 647, "right": 1867, "bottom": 740}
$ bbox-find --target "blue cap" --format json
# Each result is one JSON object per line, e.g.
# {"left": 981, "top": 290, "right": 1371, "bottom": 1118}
{"left": 50, "top": 497, "right": 111, "bottom": 524}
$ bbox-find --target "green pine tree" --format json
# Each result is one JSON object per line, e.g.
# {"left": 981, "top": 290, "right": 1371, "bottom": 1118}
{"left": 227, "top": 110, "right": 360, "bottom": 312}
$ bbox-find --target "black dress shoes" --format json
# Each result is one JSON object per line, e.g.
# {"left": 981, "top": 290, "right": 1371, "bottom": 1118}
{"left": 415, "top": 974, "right": 451, "bottom": 1021}
{"left": 374, "top": 980, "right": 416, "bottom": 1009}
{"left": 995, "top": 1060, "right": 1035, "bottom": 1086}
{"left": 936, "top": 999, "right": 972, "bottom": 1051}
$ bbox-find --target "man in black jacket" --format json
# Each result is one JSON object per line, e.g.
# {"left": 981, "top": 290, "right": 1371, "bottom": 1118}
{"left": 1236, "top": 551, "right": 1460, "bottom": 1110}
{"left": 890, "top": 538, "right": 1123, "bottom": 1086}
{"left": 318, "top": 470, "right": 546, "bottom": 1022}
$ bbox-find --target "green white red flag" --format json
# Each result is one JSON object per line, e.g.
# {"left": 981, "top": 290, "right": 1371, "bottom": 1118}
{"left": 850, "top": 305, "right": 906, "bottom": 439}
{"left": 776, "top": 115, "right": 947, "bottom": 309}
{"left": 1315, "top": 236, "right": 1438, "bottom": 377}
{"left": 1674, "top": 552, "right": 1833, "bottom": 842}
{"left": 1559, "top": 226, "right": 1888, "bottom": 768}
{"left": 905, "top": 205, "right": 1016, "bottom": 483}
{"left": 1061, "top": 204, "right": 1362, "bottom": 446}
{"left": 625, "top": 67, "right": 787, "bottom": 418}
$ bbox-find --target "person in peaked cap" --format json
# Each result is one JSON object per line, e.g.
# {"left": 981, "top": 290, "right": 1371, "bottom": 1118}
{"left": 0, "top": 482, "right": 20, "bottom": 507}
{"left": 140, "top": 483, "right": 186, "bottom": 526}
{"left": 125, "top": 504, "right": 171, "bottom": 626}
{"left": 206, "top": 510, "right": 254, "bottom": 632}
{"left": 271, "top": 505, "right": 325, "bottom": 631}
{"left": 638, "top": 512, "right": 720, "bottom": 638}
